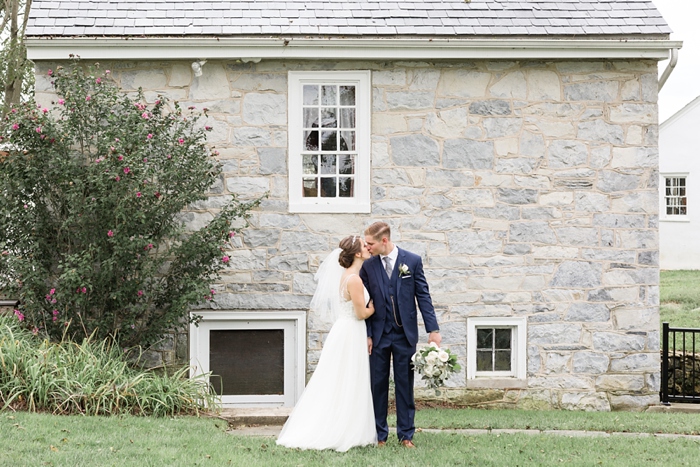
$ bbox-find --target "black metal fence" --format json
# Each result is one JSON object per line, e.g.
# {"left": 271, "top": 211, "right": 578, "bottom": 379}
{"left": 660, "top": 322, "right": 700, "bottom": 404}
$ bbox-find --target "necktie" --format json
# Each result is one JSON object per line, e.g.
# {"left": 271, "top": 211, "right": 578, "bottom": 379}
{"left": 383, "top": 256, "right": 392, "bottom": 278}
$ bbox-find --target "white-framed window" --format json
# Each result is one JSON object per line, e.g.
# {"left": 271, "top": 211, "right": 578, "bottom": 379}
{"left": 288, "top": 71, "right": 371, "bottom": 213}
{"left": 662, "top": 174, "right": 688, "bottom": 218}
{"left": 190, "top": 311, "right": 306, "bottom": 408}
{"left": 467, "top": 317, "right": 526, "bottom": 380}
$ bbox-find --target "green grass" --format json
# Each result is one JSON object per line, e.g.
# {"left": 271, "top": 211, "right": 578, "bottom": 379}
{"left": 660, "top": 270, "right": 700, "bottom": 329}
{"left": 410, "top": 408, "right": 700, "bottom": 434}
{"left": 2, "top": 411, "right": 700, "bottom": 466}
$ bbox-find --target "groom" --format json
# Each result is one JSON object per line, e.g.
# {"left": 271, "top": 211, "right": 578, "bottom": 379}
{"left": 360, "top": 221, "right": 441, "bottom": 448}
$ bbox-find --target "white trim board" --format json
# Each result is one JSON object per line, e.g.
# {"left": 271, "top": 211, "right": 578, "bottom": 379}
{"left": 25, "top": 37, "right": 681, "bottom": 61}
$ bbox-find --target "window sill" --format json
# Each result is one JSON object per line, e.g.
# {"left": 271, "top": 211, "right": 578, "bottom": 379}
{"left": 289, "top": 201, "right": 370, "bottom": 214}
{"left": 660, "top": 217, "right": 690, "bottom": 223}
{"left": 466, "top": 378, "right": 527, "bottom": 390}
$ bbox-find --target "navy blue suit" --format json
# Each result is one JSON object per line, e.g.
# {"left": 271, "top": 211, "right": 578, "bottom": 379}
{"left": 360, "top": 247, "right": 439, "bottom": 442}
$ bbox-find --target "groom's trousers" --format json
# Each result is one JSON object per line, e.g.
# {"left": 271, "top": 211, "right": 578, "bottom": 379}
{"left": 370, "top": 326, "right": 416, "bottom": 442}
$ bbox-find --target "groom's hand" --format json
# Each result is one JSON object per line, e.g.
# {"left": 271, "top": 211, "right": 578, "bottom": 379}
{"left": 367, "top": 337, "right": 373, "bottom": 355}
{"left": 428, "top": 331, "right": 442, "bottom": 347}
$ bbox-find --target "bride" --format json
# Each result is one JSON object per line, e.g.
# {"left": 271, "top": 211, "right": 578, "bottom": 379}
{"left": 276, "top": 235, "right": 377, "bottom": 452}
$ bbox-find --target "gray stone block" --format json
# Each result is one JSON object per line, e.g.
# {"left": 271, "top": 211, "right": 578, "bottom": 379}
{"left": 551, "top": 261, "right": 602, "bottom": 288}
{"left": 443, "top": 139, "right": 494, "bottom": 169}
{"left": 548, "top": 140, "right": 587, "bottom": 168}
{"left": 572, "top": 352, "right": 609, "bottom": 374}
{"left": 596, "top": 171, "right": 641, "bottom": 193}
{"left": 483, "top": 117, "right": 523, "bottom": 138}
{"left": 426, "top": 211, "right": 474, "bottom": 230}
{"left": 509, "top": 222, "right": 557, "bottom": 244}
{"left": 565, "top": 303, "right": 610, "bottom": 322}
{"left": 497, "top": 188, "right": 538, "bottom": 205}
{"left": 577, "top": 120, "right": 624, "bottom": 145}
{"left": 390, "top": 134, "right": 440, "bottom": 166}
{"left": 592, "top": 332, "right": 645, "bottom": 352}
{"left": 258, "top": 147, "right": 287, "bottom": 175}
{"left": 469, "top": 100, "right": 511, "bottom": 115}
{"left": 528, "top": 323, "right": 582, "bottom": 345}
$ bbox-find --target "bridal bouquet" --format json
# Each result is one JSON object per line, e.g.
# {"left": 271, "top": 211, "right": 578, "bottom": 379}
{"left": 411, "top": 343, "right": 461, "bottom": 395}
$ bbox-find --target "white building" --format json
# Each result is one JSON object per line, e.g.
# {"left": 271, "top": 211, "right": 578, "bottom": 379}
{"left": 659, "top": 96, "right": 700, "bottom": 270}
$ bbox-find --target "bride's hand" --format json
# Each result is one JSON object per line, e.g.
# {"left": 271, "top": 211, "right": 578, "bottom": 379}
{"left": 365, "top": 299, "right": 375, "bottom": 317}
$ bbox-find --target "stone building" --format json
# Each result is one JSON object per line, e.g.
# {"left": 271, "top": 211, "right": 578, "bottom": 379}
{"left": 25, "top": 1, "right": 678, "bottom": 410}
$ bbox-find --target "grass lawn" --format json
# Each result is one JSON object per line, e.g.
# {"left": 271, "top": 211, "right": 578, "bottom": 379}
{"left": 660, "top": 270, "right": 700, "bottom": 329}
{"left": 2, "top": 410, "right": 700, "bottom": 466}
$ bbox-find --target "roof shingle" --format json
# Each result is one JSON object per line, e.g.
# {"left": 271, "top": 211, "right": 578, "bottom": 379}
{"left": 25, "top": 0, "right": 672, "bottom": 37}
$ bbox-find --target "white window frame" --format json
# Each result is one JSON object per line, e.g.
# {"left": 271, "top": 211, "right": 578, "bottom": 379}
{"left": 660, "top": 173, "right": 689, "bottom": 222}
{"left": 189, "top": 311, "right": 306, "bottom": 408}
{"left": 467, "top": 317, "right": 527, "bottom": 381}
{"left": 287, "top": 71, "right": 371, "bottom": 213}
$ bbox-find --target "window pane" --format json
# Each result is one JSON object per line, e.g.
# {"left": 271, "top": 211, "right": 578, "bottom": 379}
{"left": 339, "top": 85, "right": 355, "bottom": 105}
{"left": 476, "top": 350, "right": 492, "bottom": 372}
{"left": 321, "top": 131, "right": 337, "bottom": 151}
{"left": 340, "top": 108, "right": 355, "bottom": 129}
{"left": 338, "top": 155, "right": 354, "bottom": 175}
{"left": 321, "top": 85, "right": 337, "bottom": 105}
{"left": 321, "top": 109, "right": 337, "bottom": 128}
{"left": 302, "top": 178, "right": 318, "bottom": 197}
{"left": 681, "top": 206, "right": 687, "bottom": 215}
{"left": 303, "top": 85, "right": 319, "bottom": 105}
{"left": 340, "top": 131, "right": 355, "bottom": 151}
{"left": 303, "top": 154, "right": 318, "bottom": 174}
{"left": 680, "top": 178, "right": 686, "bottom": 186}
{"left": 339, "top": 177, "right": 354, "bottom": 197}
{"left": 321, "top": 177, "right": 336, "bottom": 197}
{"left": 477, "top": 329, "right": 493, "bottom": 349}
{"left": 304, "top": 130, "right": 319, "bottom": 151}
{"left": 320, "top": 154, "right": 336, "bottom": 174}
{"left": 304, "top": 108, "right": 319, "bottom": 128}
{"left": 495, "top": 329, "right": 511, "bottom": 349}
{"left": 494, "top": 350, "right": 511, "bottom": 371}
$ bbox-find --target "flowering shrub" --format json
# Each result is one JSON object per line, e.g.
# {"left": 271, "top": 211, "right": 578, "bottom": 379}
{"left": 411, "top": 343, "right": 461, "bottom": 396}
{"left": 0, "top": 61, "right": 260, "bottom": 348}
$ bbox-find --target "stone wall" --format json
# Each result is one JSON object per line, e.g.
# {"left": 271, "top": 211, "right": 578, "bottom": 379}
{"left": 35, "top": 58, "right": 661, "bottom": 410}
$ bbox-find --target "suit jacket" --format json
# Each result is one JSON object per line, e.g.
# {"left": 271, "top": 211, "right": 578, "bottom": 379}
{"left": 360, "top": 247, "right": 439, "bottom": 347}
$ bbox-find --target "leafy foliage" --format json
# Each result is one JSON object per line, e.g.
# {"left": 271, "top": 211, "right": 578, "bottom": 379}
{"left": 0, "top": 61, "right": 260, "bottom": 348}
{"left": 0, "top": 313, "right": 218, "bottom": 415}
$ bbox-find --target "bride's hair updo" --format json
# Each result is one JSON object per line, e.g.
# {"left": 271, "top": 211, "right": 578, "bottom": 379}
{"left": 338, "top": 235, "right": 362, "bottom": 268}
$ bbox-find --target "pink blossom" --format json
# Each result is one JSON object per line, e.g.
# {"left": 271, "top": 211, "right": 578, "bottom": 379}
{"left": 141, "top": 112, "right": 149, "bottom": 119}
{"left": 50, "top": 288, "right": 56, "bottom": 295}
{"left": 58, "top": 99, "right": 65, "bottom": 105}
{"left": 213, "top": 150, "right": 220, "bottom": 156}
{"left": 110, "top": 146, "right": 115, "bottom": 152}
{"left": 205, "top": 126, "right": 212, "bottom": 131}
{"left": 105, "top": 70, "right": 111, "bottom": 74}
{"left": 52, "top": 310, "right": 59, "bottom": 322}
{"left": 23, "top": 204, "right": 28, "bottom": 209}
{"left": 82, "top": 287, "right": 87, "bottom": 294}
{"left": 136, "top": 192, "right": 142, "bottom": 198}
{"left": 123, "top": 167, "right": 130, "bottom": 174}
{"left": 222, "top": 255, "right": 230, "bottom": 264}
{"left": 96, "top": 78, "right": 102, "bottom": 84}
{"left": 51, "top": 298, "right": 56, "bottom": 304}
{"left": 130, "top": 324, "right": 135, "bottom": 329}
{"left": 115, "top": 176, "right": 120, "bottom": 182}
{"left": 35, "top": 127, "right": 42, "bottom": 134}
{"left": 10, "top": 108, "right": 16, "bottom": 113}
{"left": 228, "top": 231, "right": 236, "bottom": 238}
{"left": 86, "top": 95, "right": 91, "bottom": 101}
{"left": 137, "top": 290, "right": 144, "bottom": 297}
{"left": 32, "top": 327, "right": 39, "bottom": 335}
{"left": 178, "top": 138, "right": 185, "bottom": 145}
{"left": 11, "top": 123, "right": 19, "bottom": 130}
{"left": 14, "top": 309, "right": 24, "bottom": 322}
{"left": 107, "top": 230, "right": 114, "bottom": 237}
{"left": 146, "top": 134, "right": 153, "bottom": 139}
{"left": 143, "top": 158, "right": 148, "bottom": 162}
{"left": 144, "top": 243, "right": 153, "bottom": 250}
{"left": 154, "top": 192, "right": 161, "bottom": 198}
{"left": 48, "top": 69, "right": 53, "bottom": 76}
{"left": 155, "top": 99, "right": 161, "bottom": 105}
{"left": 118, "top": 155, "right": 124, "bottom": 161}
{"left": 167, "top": 154, "right": 172, "bottom": 159}
{"left": 42, "top": 108, "right": 48, "bottom": 114}
{"left": 45, "top": 294, "right": 51, "bottom": 301}
{"left": 210, "top": 289, "right": 216, "bottom": 295}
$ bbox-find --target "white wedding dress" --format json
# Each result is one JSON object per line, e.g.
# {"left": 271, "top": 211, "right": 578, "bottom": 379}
{"left": 276, "top": 276, "right": 377, "bottom": 452}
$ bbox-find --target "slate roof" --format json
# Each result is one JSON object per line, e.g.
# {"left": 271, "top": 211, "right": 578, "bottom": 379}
{"left": 26, "top": 0, "right": 671, "bottom": 37}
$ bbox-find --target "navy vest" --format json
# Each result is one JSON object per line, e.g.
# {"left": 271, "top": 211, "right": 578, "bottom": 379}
{"left": 381, "top": 260, "right": 403, "bottom": 333}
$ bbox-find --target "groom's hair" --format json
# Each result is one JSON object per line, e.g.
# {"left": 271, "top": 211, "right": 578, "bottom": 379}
{"left": 365, "top": 221, "right": 391, "bottom": 241}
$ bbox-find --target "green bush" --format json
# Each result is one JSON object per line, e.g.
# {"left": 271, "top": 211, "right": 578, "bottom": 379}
{"left": 0, "top": 313, "right": 218, "bottom": 415}
{"left": 0, "top": 61, "right": 260, "bottom": 348}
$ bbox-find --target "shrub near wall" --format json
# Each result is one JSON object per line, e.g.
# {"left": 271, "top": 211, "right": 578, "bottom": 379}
{"left": 0, "top": 62, "right": 260, "bottom": 349}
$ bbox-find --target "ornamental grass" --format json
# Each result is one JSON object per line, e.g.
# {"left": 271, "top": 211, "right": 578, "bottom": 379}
{"left": 0, "top": 314, "right": 217, "bottom": 416}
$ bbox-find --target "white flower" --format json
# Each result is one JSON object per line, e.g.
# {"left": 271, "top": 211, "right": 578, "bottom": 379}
{"left": 438, "top": 350, "right": 449, "bottom": 362}
{"left": 425, "top": 352, "right": 438, "bottom": 364}
{"left": 398, "top": 263, "right": 410, "bottom": 277}
{"left": 428, "top": 342, "right": 439, "bottom": 349}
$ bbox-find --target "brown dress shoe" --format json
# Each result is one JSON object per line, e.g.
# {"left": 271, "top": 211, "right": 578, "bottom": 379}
{"left": 377, "top": 440, "right": 387, "bottom": 447}
{"left": 401, "top": 440, "right": 416, "bottom": 448}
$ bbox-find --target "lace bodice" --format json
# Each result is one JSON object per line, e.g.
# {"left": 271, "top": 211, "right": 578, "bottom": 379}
{"left": 339, "top": 274, "right": 370, "bottom": 321}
